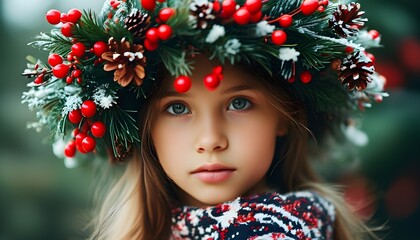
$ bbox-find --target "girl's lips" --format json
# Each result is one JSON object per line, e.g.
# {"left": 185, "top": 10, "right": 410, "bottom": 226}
{"left": 191, "top": 170, "right": 235, "bottom": 183}
{"left": 191, "top": 163, "right": 236, "bottom": 183}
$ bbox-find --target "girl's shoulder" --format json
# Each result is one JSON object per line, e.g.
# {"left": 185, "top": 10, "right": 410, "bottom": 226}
{"left": 171, "top": 191, "right": 335, "bottom": 240}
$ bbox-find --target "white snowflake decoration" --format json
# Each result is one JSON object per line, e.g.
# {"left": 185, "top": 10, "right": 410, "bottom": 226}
{"left": 279, "top": 47, "right": 300, "bottom": 62}
{"left": 93, "top": 85, "right": 118, "bottom": 109}
{"left": 62, "top": 95, "right": 83, "bottom": 116}
{"left": 205, "top": 25, "right": 225, "bottom": 43}
{"left": 255, "top": 21, "right": 275, "bottom": 37}
{"left": 224, "top": 39, "right": 241, "bottom": 56}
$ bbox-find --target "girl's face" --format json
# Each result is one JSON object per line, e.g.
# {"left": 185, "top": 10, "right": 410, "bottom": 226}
{"left": 151, "top": 58, "right": 287, "bottom": 207}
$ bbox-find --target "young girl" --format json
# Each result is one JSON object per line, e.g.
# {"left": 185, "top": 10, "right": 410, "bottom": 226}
{"left": 22, "top": 0, "right": 387, "bottom": 239}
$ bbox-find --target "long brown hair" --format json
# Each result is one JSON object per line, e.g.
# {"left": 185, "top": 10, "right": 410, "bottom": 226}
{"left": 88, "top": 63, "right": 377, "bottom": 239}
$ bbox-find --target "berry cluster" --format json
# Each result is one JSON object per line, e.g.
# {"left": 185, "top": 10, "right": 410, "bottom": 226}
{"left": 65, "top": 101, "right": 106, "bottom": 157}
{"left": 144, "top": 8, "right": 175, "bottom": 51}
{"left": 44, "top": 9, "right": 114, "bottom": 157}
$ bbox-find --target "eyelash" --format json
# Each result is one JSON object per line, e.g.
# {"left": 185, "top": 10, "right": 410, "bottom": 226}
{"left": 165, "top": 97, "right": 252, "bottom": 116}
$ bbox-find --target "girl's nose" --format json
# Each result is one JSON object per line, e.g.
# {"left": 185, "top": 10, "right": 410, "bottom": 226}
{"left": 195, "top": 116, "right": 228, "bottom": 153}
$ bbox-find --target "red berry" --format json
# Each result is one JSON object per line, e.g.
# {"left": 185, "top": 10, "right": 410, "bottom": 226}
{"left": 220, "top": 0, "right": 237, "bottom": 18}
{"left": 46, "top": 9, "right": 61, "bottom": 25}
{"left": 204, "top": 74, "right": 220, "bottom": 90}
{"left": 345, "top": 46, "right": 354, "bottom": 53}
{"left": 81, "top": 100, "right": 96, "bottom": 118}
{"left": 146, "top": 28, "right": 159, "bottom": 42}
{"left": 93, "top": 41, "right": 108, "bottom": 57}
{"left": 72, "top": 69, "right": 82, "bottom": 78}
{"left": 365, "top": 52, "right": 376, "bottom": 64}
{"left": 174, "top": 76, "right": 192, "bottom": 93}
{"left": 368, "top": 29, "right": 380, "bottom": 39}
{"left": 48, "top": 54, "right": 63, "bottom": 67}
{"left": 300, "top": 71, "right": 312, "bottom": 83}
{"left": 244, "top": 0, "right": 262, "bottom": 14}
{"left": 53, "top": 64, "right": 70, "bottom": 79}
{"left": 159, "top": 8, "right": 175, "bottom": 22}
{"left": 111, "top": 1, "right": 121, "bottom": 9}
{"left": 271, "top": 30, "right": 287, "bottom": 45}
{"left": 300, "top": 0, "right": 319, "bottom": 16}
{"left": 61, "top": 22, "right": 74, "bottom": 37}
{"left": 67, "top": 53, "right": 74, "bottom": 62}
{"left": 71, "top": 42, "right": 86, "bottom": 58}
{"left": 82, "top": 136, "right": 96, "bottom": 152}
{"left": 250, "top": 11, "right": 262, "bottom": 23}
{"left": 141, "top": 0, "right": 156, "bottom": 11}
{"left": 318, "top": 6, "right": 325, "bottom": 13}
{"left": 68, "top": 109, "right": 83, "bottom": 124}
{"left": 322, "top": 0, "right": 329, "bottom": 6}
{"left": 64, "top": 140, "right": 77, "bottom": 158}
{"left": 144, "top": 39, "right": 159, "bottom": 51}
{"left": 75, "top": 132, "right": 87, "bottom": 146}
{"left": 34, "top": 75, "right": 44, "bottom": 84}
{"left": 75, "top": 133, "right": 88, "bottom": 153}
{"left": 279, "top": 14, "right": 293, "bottom": 28}
{"left": 60, "top": 13, "right": 69, "bottom": 23}
{"left": 233, "top": 8, "right": 251, "bottom": 25}
{"left": 67, "top": 8, "right": 82, "bottom": 24}
{"left": 91, "top": 121, "right": 106, "bottom": 138}
{"left": 213, "top": 0, "right": 221, "bottom": 12}
{"left": 212, "top": 65, "right": 223, "bottom": 76}
{"left": 66, "top": 76, "right": 74, "bottom": 84}
{"left": 158, "top": 24, "right": 173, "bottom": 41}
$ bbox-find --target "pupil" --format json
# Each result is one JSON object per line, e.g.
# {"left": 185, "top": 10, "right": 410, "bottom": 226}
{"left": 173, "top": 104, "right": 185, "bottom": 114}
{"left": 233, "top": 99, "right": 245, "bottom": 109}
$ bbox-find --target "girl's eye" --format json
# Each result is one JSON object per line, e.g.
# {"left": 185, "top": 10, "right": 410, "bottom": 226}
{"left": 228, "top": 98, "right": 251, "bottom": 110}
{"left": 166, "top": 103, "right": 190, "bottom": 115}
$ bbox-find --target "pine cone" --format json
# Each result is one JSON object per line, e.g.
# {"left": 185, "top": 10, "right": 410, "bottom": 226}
{"left": 102, "top": 37, "right": 147, "bottom": 87}
{"left": 125, "top": 10, "right": 151, "bottom": 41}
{"left": 190, "top": 0, "right": 215, "bottom": 29}
{"left": 111, "top": 138, "right": 133, "bottom": 163}
{"left": 329, "top": 3, "right": 367, "bottom": 38}
{"left": 338, "top": 51, "right": 374, "bottom": 91}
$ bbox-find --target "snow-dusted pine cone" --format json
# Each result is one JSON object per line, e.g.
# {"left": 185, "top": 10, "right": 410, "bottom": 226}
{"left": 125, "top": 10, "right": 151, "bottom": 41}
{"left": 329, "top": 2, "right": 367, "bottom": 38}
{"left": 339, "top": 51, "right": 374, "bottom": 91}
{"left": 189, "top": 0, "right": 215, "bottom": 29}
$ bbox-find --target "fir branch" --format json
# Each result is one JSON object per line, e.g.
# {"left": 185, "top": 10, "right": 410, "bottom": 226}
{"left": 106, "top": 21, "right": 132, "bottom": 42}
{"left": 105, "top": 107, "right": 140, "bottom": 158}
{"left": 73, "top": 10, "right": 109, "bottom": 43}
{"left": 159, "top": 45, "right": 193, "bottom": 76}
{"left": 294, "top": 36, "right": 347, "bottom": 71}
{"left": 267, "top": 0, "right": 301, "bottom": 18}
{"left": 29, "top": 30, "right": 72, "bottom": 56}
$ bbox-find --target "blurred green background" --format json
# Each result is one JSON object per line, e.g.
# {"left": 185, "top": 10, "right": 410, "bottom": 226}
{"left": 1, "top": 0, "right": 419, "bottom": 239}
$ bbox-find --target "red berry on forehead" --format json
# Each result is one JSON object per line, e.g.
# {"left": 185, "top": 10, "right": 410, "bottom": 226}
{"left": 174, "top": 76, "right": 192, "bottom": 93}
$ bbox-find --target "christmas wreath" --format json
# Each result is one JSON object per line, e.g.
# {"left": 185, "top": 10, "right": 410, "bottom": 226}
{"left": 21, "top": 0, "right": 388, "bottom": 167}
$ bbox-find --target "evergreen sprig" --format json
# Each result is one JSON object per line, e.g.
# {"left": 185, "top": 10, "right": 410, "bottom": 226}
{"left": 29, "top": 31, "right": 72, "bottom": 56}
{"left": 73, "top": 10, "right": 109, "bottom": 43}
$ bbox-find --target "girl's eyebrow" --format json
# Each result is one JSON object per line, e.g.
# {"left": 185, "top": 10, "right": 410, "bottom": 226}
{"left": 221, "top": 85, "right": 257, "bottom": 94}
